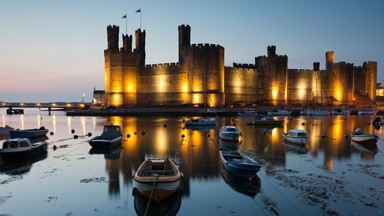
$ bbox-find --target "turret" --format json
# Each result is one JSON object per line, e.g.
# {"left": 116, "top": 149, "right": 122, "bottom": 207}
{"left": 313, "top": 62, "right": 320, "bottom": 71}
{"left": 107, "top": 25, "right": 119, "bottom": 50}
{"left": 135, "top": 29, "right": 146, "bottom": 66}
{"left": 122, "top": 34, "right": 132, "bottom": 52}
{"left": 267, "top": 45, "right": 276, "bottom": 57}
{"left": 178, "top": 24, "right": 191, "bottom": 63}
{"left": 326, "top": 51, "right": 334, "bottom": 71}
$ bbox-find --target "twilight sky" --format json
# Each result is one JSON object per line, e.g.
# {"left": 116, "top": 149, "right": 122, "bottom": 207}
{"left": 1, "top": 0, "right": 383, "bottom": 103}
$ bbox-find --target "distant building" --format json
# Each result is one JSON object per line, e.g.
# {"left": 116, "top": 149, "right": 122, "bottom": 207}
{"left": 104, "top": 24, "right": 377, "bottom": 107}
{"left": 92, "top": 89, "right": 105, "bottom": 106}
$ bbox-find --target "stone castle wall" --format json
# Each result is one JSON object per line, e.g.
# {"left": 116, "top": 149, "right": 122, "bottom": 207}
{"left": 104, "top": 24, "right": 377, "bottom": 108}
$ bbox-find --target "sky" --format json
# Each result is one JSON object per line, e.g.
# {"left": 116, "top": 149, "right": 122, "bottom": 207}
{"left": 1, "top": 0, "right": 383, "bottom": 103}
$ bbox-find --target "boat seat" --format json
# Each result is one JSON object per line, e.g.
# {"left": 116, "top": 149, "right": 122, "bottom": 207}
{"left": 143, "top": 170, "right": 174, "bottom": 176}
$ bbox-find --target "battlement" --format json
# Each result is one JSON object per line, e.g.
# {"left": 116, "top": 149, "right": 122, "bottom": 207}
{"left": 191, "top": 43, "right": 223, "bottom": 49}
{"left": 233, "top": 63, "right": 255, "bottom": 69}
{"left": 145, "top": 62, "right": 181, "bottom": 68}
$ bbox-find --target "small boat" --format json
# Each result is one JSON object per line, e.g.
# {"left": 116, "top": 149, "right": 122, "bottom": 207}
{"left": 133, "top": 159, "right": 182, "bottom": 202}
{"left": 89, "top": 125, "right": 123, "bottom": 148}
{"left": 248, "top": 117, "right": 284, "bottom": 126}
{"left": 331, "top": 108, "right": 351, "bottom": 115}
{"left": 308, "top": 109, "right": 330, "bottom": 116}
{"left": 0, "top": 138, "right": 48, "bottom": 162}
{"left": 219, "top": 126, "right": 240, "bottom": 141}
{"left": 349, "top": 128, "right": 378, "bottom": 149}
{"left": 358, "top": 109, "right": 377, "bottom": 115}
{"left": 9, "top": 127, "right": 49, "bottom": 139}
{"left": 219, "top": 150, "right": 262, "bottom": 179}
{"left": 182, "top": 118, "right": 217, "bottom": 126}
{"left": 238, "top": 108, "right": 257, "bottom": 116}
{"left": 282, "top": 129, "right": 308, "bottom": 145}
{"left": 267, "top": 108, "right": 291, "bottom": 116}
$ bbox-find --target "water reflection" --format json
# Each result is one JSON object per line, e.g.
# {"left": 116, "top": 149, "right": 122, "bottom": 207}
{"left": 67, "top": 117, "right": 72, "bottom": 134}
{"left": 20, "top": 114, "right": 24, "bottom": 130}
{"left": 133, "top": 189, "right": 182, "bottom": 216}
{"left": 220, "top": 164, "right": 261, "bottom": 198}
{"left": 86, "top": 115, "right": 382, "bottom": 203}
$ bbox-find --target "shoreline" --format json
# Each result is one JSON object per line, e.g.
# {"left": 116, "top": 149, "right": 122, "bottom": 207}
{"left": 65, "top": 107, "right": 384, "bottom": 117}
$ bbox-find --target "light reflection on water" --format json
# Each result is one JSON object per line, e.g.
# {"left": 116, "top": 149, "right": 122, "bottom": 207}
{"left": 0, "top": 109, "right": 383, "bottom": 215}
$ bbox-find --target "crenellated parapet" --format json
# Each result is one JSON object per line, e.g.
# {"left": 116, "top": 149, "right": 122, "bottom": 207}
{"left": 233, "top": 63, "right": 255, "bottom": 69}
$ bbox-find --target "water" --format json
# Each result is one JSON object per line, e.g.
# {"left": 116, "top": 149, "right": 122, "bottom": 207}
{"left": 0, "top": 109, "right": 383, "bottom": 215}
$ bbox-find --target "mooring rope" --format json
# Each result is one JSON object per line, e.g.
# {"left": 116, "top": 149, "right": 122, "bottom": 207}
{"left": 144, "top": 175, "right": 159, "bottom": 216}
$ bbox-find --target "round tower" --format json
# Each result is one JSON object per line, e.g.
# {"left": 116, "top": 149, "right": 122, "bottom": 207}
{"left": 326, "top": 51, "right": 334, "bottom": 71}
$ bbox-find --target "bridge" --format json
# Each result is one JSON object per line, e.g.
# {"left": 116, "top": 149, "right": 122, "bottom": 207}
{"left": 1, "top": 102, "right": 90, "bottom": 115}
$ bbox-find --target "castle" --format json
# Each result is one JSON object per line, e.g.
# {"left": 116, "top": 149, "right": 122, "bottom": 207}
{"left": 104, "top": 24, "right": 377, "bottom": 107}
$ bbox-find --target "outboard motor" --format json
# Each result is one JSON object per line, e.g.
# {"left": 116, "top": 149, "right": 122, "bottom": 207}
{"left": 373, "top": 117, "right": 381, "bottom": 125}
{"left": 354, "top": 128, "right": 362, "bottom": 135}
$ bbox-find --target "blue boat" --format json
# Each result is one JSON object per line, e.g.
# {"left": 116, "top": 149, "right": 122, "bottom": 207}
{"left": 219, "top": 150, "right": 262, "bottom": 179}
{"left": 9, "top": 127, "right": 49, "bottom": 139}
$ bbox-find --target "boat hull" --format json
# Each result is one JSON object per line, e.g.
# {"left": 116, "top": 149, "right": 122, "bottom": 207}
{"left": 133, "top": 180, "right": 181, "bottom": 202}
{"left": 219, "top": 132, "right": 240, "bottom": 141}
{"left": 0, "top": 143, "right": 47, "bottom": 162}
{"left": 89, "top": 136, "right": 122, "bottom": 148}
{"left": 9, "top": 129, "right": 48, "bottom": 139}
{"left": 350, "top": 135, "right": 378, "bottom": 148}
{"left": 184, "top": 119, "right": 217, "bottom": 126}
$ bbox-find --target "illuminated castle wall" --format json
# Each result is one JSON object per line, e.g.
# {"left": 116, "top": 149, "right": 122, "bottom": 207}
{"left": 105, "top": 25, "right": 224, "bottom": 107}
{"left": 105, "top": 24, "right": 376, "bottom": 107}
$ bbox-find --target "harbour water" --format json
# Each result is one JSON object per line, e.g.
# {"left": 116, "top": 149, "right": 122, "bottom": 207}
{"left": 0, "top": 109, "right": 383, "bottom": 215}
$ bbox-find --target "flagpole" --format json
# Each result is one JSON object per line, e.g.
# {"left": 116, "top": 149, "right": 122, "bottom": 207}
{"left": 125, "top": 13, "right": 127, "bottom": 35}
{"left": 140, "top": 10, "right": 142, "bottom": 30}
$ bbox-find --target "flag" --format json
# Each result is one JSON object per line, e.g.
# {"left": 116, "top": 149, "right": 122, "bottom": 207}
{"left": 136, "top": 9, "right": 141, "bottom": 13}
{"left": 122, "top": 14, "right": 127, "bottom": 19}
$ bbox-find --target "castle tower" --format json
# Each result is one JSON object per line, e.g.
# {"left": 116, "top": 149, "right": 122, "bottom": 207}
{"left": 107, "top": 25, "right": 119, "bottom": 50}
{"left": 178, "top": 25, "right": 191, "bottom": 63}
{"left": 364, "top": 61, "right": 377, "bottom": 103}
{"left": 267, "top": 45, "right": 276, "bottom": 57}
{"left": 326, "top": 51, "right": 334, "bottom": 71}
{"left": 135, "top": 29, "right": 146, "bottom": 66}
{"left": 122, "top": 34, "right": 132, "bottom": 52}
{"left": 313, "top": 62, "right": 320, "bottom": 71}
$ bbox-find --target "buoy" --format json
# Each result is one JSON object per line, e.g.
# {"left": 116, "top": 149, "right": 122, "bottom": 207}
{"left": 141, "top": 131, "right": 145, "bottom": 135}
{"left": 74, "top": 135, "right": 78, "bottom": 139}
{"left": 127, "top": 134, "right": 131, "bottom": 138}
{"left": 344, "top": 134, "right": 348, "bottom": 138}
{"left": 321, "top": 134, "right": 325, "bottom": 138}
{"left": 134, "top": 132, "right": 137, "bottom": 135}
{"left": 300, "top": 141, "right": 303, "bottom": 145}
{"left": 302, "top": 122, "right": 305, "bottom": 125}
{"left": 207, "top": 134, "right": 210, "bottom": 137}
{"left": 164, "top": 124, "right": 167, "bottom": 127}
{"left": 53, "top": 145, "right": 57, "bottom": 150}
{"left": 181, "top": 134, "right": 185, "bottom": 138}
{"left": 87, "top": 132, "right": 92, "bottom": 137}
{"left": 71, "top": 129, "right": 75, "bottom": 134}
{"left": 50, "top": 132, "right": 54, "bottom": 135}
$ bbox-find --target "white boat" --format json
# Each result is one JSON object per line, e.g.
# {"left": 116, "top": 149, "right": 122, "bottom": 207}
{"left": 331, "top": 108, "right": 351, "bottom": 115}
{"left": 238, "top": 108, "right": 257, "bottom": 116}
{"left": 182, "top": 118, "right": 217, "bottom": 126}
{"left": 282, "top": 129, "right": 308, "bottom": 145}
{"left": 358, "top": 109, "right": 377, "bottom": 115}
{"left": 308, "top": 109, "right": 330, "bottom": 116}
{"left": 0, "top": 138, "right": 47, "bottom": 162}
{"left": 219, "top": 126, "right": 240, "bottom": 141}
{"left": 267, "top": 109, "right": 291, "bottom": 116}
{"left": 349, "top": 128, "right": 378, "bottom": 149}
{"left": 133, "top": 158, "right": 182, "bottom": 202}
